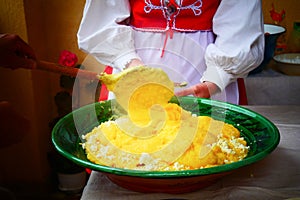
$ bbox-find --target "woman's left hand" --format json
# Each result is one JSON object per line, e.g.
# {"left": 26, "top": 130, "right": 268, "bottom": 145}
{"left": 125, "top": 58, "right": 144, "bottom": 69}
{"left": 175, "top": 81, "right": 219, "bottom": 98}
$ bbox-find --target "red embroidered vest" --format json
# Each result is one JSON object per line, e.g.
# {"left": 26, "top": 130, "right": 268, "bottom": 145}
{"left": 129, "top": 0, "right": 220, "bottom": 32}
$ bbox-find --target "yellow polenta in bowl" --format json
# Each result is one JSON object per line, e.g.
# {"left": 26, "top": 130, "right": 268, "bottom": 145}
{"left": 83, "top": 103, "right": 249, "bottom": 171}
{"left": 52, "top": 66, "right": 280, "bottom": 193}
{"left": 84, "top": 66, "right": 248, "bottom": 171}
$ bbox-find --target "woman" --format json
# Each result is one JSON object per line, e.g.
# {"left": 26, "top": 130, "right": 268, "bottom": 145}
{"left": 77, "top": 0, "right": 264, "bottom": 104}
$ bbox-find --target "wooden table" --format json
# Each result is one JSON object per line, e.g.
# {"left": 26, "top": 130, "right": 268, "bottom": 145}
{"left": 80, "top": 106, "right": 300, "bottom": 200}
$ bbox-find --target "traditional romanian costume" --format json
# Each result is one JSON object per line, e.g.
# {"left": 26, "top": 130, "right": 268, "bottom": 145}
{"left": 78, "top": 0, "right": 264, "bottom": 104}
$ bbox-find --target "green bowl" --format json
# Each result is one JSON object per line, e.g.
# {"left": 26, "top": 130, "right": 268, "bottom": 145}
{"left": 52, "top": 97, "right": 280, "bottom": 193}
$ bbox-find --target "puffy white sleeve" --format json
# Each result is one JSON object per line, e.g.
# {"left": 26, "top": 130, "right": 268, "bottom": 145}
{"left": 201, "top": 0, "right": 265, "bottom": 91}
{"left": 77, "top": 0, "right": 141, "bottom": 71}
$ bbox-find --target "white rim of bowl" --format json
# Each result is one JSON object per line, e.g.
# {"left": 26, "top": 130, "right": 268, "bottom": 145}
{"left": 273, "top": 53, "right": 300, "bottom": 65}
{"left": 264, "top": 24, "right": 286, "bottom": 35}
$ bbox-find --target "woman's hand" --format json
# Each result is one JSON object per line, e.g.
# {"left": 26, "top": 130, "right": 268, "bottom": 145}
{"left": 0, "top": 34, "right": 36, "bottom": 70}
{"left": 125, "top": 58, "right": 144, "bottom": 69}
{"left": 175, "top": 81, "right": 219, "bottom": 98}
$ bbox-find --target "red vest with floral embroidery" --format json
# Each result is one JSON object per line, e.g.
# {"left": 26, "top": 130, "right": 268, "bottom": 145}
{"left": 129, "top": 0, "right": 221, "bottom": 32}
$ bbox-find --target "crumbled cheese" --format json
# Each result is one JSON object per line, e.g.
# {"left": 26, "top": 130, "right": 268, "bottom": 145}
{"left": 83, "top": 104, "right": 249, "bottom": 171}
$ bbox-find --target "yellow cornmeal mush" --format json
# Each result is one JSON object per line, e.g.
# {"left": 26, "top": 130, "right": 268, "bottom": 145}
{"left": 83, "top": 66, "right": 249, "bottom": 171}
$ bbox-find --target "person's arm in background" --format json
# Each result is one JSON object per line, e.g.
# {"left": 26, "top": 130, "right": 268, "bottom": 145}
{"left": 0, "top": 34, "right": 34, "bottom": 147}
{"left": 176, "top": 0, "right": 264, "bottom": 98}
{"left": 77, "top": 0, "right": 143, "bottom": 71}
{"left": 0, "top": 33, "right": 36, "bottom": 70}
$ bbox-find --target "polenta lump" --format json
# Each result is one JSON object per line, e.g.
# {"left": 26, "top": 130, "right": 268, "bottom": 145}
{"left": 83, "top": 66, "right": 249, "bottom": 171}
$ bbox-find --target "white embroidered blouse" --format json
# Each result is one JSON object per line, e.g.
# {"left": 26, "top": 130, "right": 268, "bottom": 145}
{"left": 77, "top": 0, "right": 264, "bottom": 94}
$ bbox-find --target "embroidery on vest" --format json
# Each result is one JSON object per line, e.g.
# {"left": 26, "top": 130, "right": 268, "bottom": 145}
{"left": 144, "top": 0, "right": 203, "bottom": 20}
{"left": 141, "top": 0, "right": 205, "bottom": 57}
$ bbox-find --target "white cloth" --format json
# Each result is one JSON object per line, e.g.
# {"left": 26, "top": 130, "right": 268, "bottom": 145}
{"left": 77, "top": 0, "right": 264, "bottom": 104}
